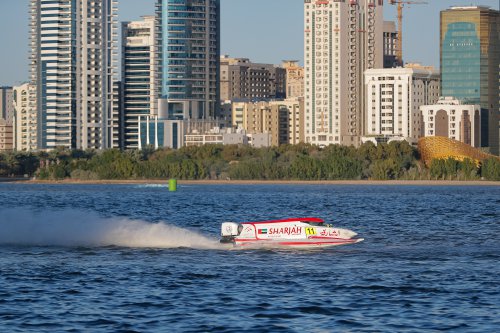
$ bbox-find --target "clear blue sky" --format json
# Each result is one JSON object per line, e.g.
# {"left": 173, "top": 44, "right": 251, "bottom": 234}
{"left": 0, "top": 0, "right": 499, "bottom": 86}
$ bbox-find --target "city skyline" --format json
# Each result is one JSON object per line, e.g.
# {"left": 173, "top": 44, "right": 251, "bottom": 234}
{"left": 1, "top": 0, "right": 499, "bottom": 85}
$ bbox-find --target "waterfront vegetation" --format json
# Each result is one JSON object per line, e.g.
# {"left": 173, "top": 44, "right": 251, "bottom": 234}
{"left": 0, "top": 141, "right": 499, "bottom": 181}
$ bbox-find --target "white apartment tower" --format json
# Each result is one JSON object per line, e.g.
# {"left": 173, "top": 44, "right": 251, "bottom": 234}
{"left": 122, "top": 16, "right": 157, "bottom": 149}
{"left": 30, "top": 0, "right": 117, "bottom": 150}
{"left": 304, "top": 0, "right": 383, "bottom": 147}
{"left": 364, "top": 67, "right": 441, "bottom": 144}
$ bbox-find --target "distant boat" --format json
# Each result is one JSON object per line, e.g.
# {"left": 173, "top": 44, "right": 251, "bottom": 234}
{"left": 221, "top": 217, "right": 363, "bottom": 249}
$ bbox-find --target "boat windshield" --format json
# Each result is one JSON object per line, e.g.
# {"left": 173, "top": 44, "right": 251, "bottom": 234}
{"left": 304, "top": 221, "right": 334, "bottom": 228}
{"left": 304, "top": 221, "right": 324, "bottom": 226}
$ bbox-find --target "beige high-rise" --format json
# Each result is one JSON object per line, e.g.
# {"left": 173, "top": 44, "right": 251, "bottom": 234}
{"left": 282, "top": 61, "right": 304, "bottom": 98}
{"left": 232, "top": 101, "right": 289, "bottom": 146}
{"left": 0, "top": 119, "right": 13, "bottom": 151}
{"left": 304, "top": 0, "right": 383, "bottom": 147}
{"left": 13, "top": 83, "right": 37, "bottom": 151}
{"left": 270, "top": 98, "right": 305, "bottom": 145}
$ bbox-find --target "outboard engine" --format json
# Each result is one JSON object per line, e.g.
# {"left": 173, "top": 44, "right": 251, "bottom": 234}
{"left": 220, "top": 222, "right": 240, "bottom": 243}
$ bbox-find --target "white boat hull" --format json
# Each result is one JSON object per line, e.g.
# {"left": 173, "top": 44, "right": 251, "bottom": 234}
{"left": 233, "top": 237, "right": 364, "bottom": 249}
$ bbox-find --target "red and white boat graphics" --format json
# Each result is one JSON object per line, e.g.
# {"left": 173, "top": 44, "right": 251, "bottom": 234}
{"left": 220, "top": 217, "right": 363, "bottom": 248}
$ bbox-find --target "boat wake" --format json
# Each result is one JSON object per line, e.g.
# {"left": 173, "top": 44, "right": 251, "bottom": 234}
{"left": 0, "top": 208, "right": 224, "bottom": 250}
{"left": 135, "top": 184, "right": 168, "bottom": 188}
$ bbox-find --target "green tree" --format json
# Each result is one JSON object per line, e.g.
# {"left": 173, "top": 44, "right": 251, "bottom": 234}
{"left": 481, "top": 158, "right": 500, "bottom": 181}
{"left": 371, "top": 159, "right": 398, "bottom": 180}
{"left": 443, "top": 158, "right": 459, "bottom": 180}
{"left": 458, "top": 159, "right": 478, "bottom": 180}
{"left": 1, "top": 152, "right": 20, "bottom": 176}
{"left": 430, "top": 159, "right": 446, "bottom": 180}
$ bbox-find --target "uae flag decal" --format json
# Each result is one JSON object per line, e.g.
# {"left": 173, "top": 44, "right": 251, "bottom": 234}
{"left": 258, "top": 229, "right": 268, "bottom": 235}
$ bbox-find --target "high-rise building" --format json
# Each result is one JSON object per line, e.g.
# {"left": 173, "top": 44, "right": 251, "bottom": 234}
{"left": 13, "top": 83, "right": 38, "bottom": 151}
{"left": 364, "top": 67, "right": 440, "bottom": 144}
{"left": 282, "top": 60, "right": 304, "bottom": 98}
{"left": 156, "top": 0, "right": 220, "bottom": 120}
{"left": 220, "top": 56, "right": 286, "bottom": 101}
{"left": 304, "top": 0, "right": 384, "bottom": 148}
{"left": 2, "top": 86, "right": 17, "bottom": 152}
{"left": 270, "top": 98, "right": 305, "bottom": 145}
{"left": 219, "top": 101, "right": 233, "bottom": 125}
{"left": 441, "top": 6, "right": 500, "bottom": 155}
{"left": 30, "top": 0, "right": 117, "bottom": 150}
{"left": 383, "top": 21, "right": 398, "bottom": 68}
{"left": 122, "top": 16, "right": 157, "bottom": 149}
{"left": 111, "top": 81, "right": 122, "bottom": 149}
{"left": 0, "top": 87, "right": 14, "bottom": 124}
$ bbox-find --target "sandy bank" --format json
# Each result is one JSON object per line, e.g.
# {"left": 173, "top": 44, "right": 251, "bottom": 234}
{"left": 6, "top": 179, "right": 500, "bottom": 186}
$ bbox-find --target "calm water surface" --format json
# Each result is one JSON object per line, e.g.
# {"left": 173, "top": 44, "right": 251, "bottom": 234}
{"left": 0, "top": 184, "right": 499, "bottom": 332}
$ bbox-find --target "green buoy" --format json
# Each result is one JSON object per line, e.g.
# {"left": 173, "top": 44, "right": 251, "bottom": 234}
{"left": 169, "top": 179, "right": 177, "bottom": 192}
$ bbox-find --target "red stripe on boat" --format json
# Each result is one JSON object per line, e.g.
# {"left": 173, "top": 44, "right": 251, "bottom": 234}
{"left": 243, "top": 217, "right": 324, "bottom": 225}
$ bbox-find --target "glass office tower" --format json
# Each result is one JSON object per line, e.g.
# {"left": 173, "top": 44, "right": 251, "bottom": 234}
{"left": 441, "top": 6, "right": 500, "bottom": 155}
{"left": 155, "top": 0, "right": 220, "bottom": 120}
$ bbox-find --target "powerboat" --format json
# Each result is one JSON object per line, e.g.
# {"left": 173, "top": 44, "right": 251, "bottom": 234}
{"left": 220, "top": 217, "right": 363, "bottom": 248}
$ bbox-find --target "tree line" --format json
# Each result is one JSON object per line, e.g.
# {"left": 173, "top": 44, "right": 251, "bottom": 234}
{"left": 1, "top": 141, "right": 499, "bottom": 181}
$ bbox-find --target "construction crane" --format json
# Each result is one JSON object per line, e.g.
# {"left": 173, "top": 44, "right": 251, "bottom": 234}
{"left": 389, "top": 0, "right": 428, "bottom": 66}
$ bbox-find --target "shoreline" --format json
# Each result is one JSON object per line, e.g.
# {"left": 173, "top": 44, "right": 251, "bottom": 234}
{"left": 3, "top": 179, "right": 499, "bottom": 186}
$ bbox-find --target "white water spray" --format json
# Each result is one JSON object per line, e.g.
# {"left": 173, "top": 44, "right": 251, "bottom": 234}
{"left": 0, "top": 208, "right": 225, "bottom": 249}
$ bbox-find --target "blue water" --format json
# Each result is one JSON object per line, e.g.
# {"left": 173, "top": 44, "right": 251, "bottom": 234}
{"left": 0, "top": 184, "right": 499, "bottom": 332}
